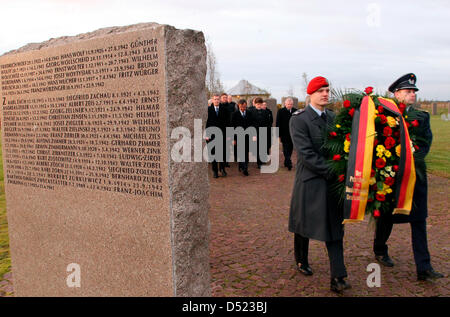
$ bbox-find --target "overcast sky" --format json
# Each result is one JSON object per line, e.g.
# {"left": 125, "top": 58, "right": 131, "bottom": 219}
{"left": 1, "top": 0, "right": 450, "bottom": 101}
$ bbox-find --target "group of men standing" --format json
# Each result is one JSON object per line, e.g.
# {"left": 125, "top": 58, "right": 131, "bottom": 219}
{"left": 205, "top": 93, "right": 274, "bottom": 177}
{"left": 288, "top": 74, "right": 443, "bottom": 293}
{"left": 206, "top": 74, "right": 443, "bottom": 294}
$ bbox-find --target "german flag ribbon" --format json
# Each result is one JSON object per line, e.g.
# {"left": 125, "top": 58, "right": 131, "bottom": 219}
{"left": 342, "top": 97, "right": 416, "bottom": 224}
{"left": 343, "top": 96, "right": 375, "bottom": 223}
{"left": 377, "top": 97, "right": 416, "bottom": 215}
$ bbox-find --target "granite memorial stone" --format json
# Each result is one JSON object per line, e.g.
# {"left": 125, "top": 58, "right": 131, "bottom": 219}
{"left": 0, "top": 22, "right": 210, "bottom": 296}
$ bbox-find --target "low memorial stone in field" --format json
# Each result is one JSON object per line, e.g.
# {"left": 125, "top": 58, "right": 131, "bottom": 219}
{"left": 0, "top": 22, "right": 210, "bottom": 296}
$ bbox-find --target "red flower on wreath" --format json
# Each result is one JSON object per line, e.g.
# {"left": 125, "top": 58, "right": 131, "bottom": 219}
{"left": 333, "top": 154, "right": 341, "bottom": 161}
{"left": 365, "top": 86, "right": 374, "bottom": 94}
{"left": 384, "top": 136, "right": 396, "bottom": 149}
{"left": 384, "top": 177, "right": 395, "bottom": 186}
{"left": 373, "top": 209, "right": 381, "bottom": 218}
{"left": 329, "top": 131, "right": 337, "bottom": 138}
{"left": 375, "top": 158, "right": 386, "bottom": 169}
{"left": 371, "top": 169, "right": 376, "bottom": 177}
{"left": 338, "top": 174, "right": 345, "bottom": 182}
{"left": 383, "top": 126, "right": 393, "bottom": 137}
{"left": 345, "top": 133, "right": 351, "bottom": 141}
{"left": 348, "top": 108, "right": 355, "bottom": 117}
{"left": 378, "top": 114, "right": 387, "bottom": 124}
{"left": 394, "top": 131, "right": 400, "bottom": 138}
{"left": 398, "top": 103, "right": 406, "bottom": 114}
{"left": 374, "top": 138, "right": 378, "bottom": 146}
{"left": 343, "top": 100, "right": 351, "bottom": 108}
{"left": 411, "top": 120, "right": 419, "bottom": 127}
{"left": 376, "top": 193, "right": 386, "bottom": 201}
{"left": 378, "top": 106, "right": 384, "bottom": 113}
{"left": 393, "top": 165, "right": 399, "bottom": 172}
{"left": 414, "top": 145, "right": 419, "bottom": 151}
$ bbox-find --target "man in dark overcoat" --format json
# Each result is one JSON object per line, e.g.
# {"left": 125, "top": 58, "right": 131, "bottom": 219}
{"left": 289, "top": 76, "right": 350, "bottom": 293}
{"left": 252, "top": 97, "right": 272, "bottom": 168}
{"left": 276, "top": 97, "right": 297, "bottom": 170}
{"left": 262, "top": 100, "right": 273, "bottom": 159}
{"left": 373, "top": 73, "right": 443, "bottom": 281}
{"left": 205, "top": 94, "right": 229, "bottom": 178}
{"left": 219, "top": 93, "right": 234, "bottom": 167}
{"left": 231, "top": 99, "right": 254, "bottom": 176}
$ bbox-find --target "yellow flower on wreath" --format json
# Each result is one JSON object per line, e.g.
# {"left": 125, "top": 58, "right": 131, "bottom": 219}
{"left": 382, "top": 183, "right": 393, "bottom": 194}
{"left": 344, "top": 140, "right": 350, "bottom": 153}
{"left": 386, "top": 116, "right": 397, "bottom": 128}
{"left": 395, "top": 144, "right": 401, "bottom": 157}
{"left": 336, "top": 124, "right": 341, "bottom": 128}
{"left": 376, "top": 144, "right": 385, "bottom": 153}
{"left": 384, "top": 150, "right": 392, "bottom": 158}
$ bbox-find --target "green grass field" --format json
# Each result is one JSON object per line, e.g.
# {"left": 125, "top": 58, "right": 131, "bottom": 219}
{"left": 0, "top": 115, "right": 448, "bottom": 282}
{"left": 0, "top": 140, "right": 10, "bottom": 280}
{"left": 427, "top": 115, "right": 450, "bottom": 178}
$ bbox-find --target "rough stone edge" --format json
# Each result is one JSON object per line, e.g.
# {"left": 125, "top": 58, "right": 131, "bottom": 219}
{"left": 1, "top": 22, "right": 162, "bottom": 56}
{"left": 164, "top": 26, "right": 211, "bottom": 297}
{"left": 1, "top": 22, "right": 211, "bottom": 296}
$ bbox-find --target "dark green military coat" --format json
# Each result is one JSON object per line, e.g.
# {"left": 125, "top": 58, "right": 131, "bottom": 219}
{"left": 288, "top": 105, "right": 344, "bottom": 242}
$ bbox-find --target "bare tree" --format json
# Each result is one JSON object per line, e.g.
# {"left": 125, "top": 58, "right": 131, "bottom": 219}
{"left": 301, "top": 72, "right": 309, "bottom": 95}
{"left": 286, "top": 84, "right": 294, "bottom": 97}
{"left": 206, "top": 38, "right": 224, "bottom": 97}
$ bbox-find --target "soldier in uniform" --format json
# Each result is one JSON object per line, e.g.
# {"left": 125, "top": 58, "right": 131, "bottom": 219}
{"left": 373, "top": 73, "right": 444, "bottom": 281}
{"left": 289, "top": 76, "right": 350, "bottom": 293}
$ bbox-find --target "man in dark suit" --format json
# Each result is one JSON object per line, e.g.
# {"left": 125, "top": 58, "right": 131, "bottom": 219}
{"left": 252, "top": 97, "right": 272, "bottom": 168}
{"left": 373, "top": 73, "right": 443, "bottom": 281}
{"left": 205, "top": 94, "right": 228, "bottom": 178}
{"left": 220, "top": 93, "right": 234, "bottom": 167}
{"left": 262, "top": 100, "right": 274, "bottom": 159}
{"left": 227, "top": 95, "right": 238, "bottom": 113}
{"left": 276, "top": 97, "right": 297, "bottom": 170}
{"left": 289, "top": 76, "right": 350, "bottom": 293}
{"left": 231, "top": 99, "right": 254, "bottom": 176}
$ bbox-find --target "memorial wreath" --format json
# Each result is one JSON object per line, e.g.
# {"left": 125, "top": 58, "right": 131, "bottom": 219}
{"left": 323, "top": 87, "right": 428, "bottom": 223}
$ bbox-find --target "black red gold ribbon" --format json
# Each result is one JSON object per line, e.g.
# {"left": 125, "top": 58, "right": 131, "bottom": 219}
{"left": 377, "top": 97, "right": 416, "bottom": 215}
{"left": 343, "top": 97, "right": 416, "bottom": 223}
{"left": 343, "top": 96, "right": 375, "bottom": 223}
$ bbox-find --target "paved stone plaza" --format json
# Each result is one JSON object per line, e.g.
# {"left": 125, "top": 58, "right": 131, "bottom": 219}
{"left": 209, "top": 150, "right": 449, "bottom": 297}
{"left": 1, "top": 149, "right": 448, "bottom": 297}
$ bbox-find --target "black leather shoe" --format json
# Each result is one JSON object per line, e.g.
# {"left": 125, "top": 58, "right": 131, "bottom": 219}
{"left": 213, "top": 171, "right": 219, "bottom": 178}
{"left": 220, "top": 169, "right": 227, "bottom": 177}
{"left": 297, "top": 264, "right": 313, "bottom": 276}
{"left": 375, "top": 254, "right": 394, "bottom": 267}
{"left": 418, "top": 269, "right": 444, "bottom": 281}
{"left": 243, "top": 170, "right": 249, "bottom": 176}
{"left": 330, "top": 277, "right": 351, "bottom": 293}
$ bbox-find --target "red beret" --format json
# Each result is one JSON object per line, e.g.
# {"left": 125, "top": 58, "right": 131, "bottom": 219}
{"left": 307, "top": 76, "right": 329, "bottom": 95}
